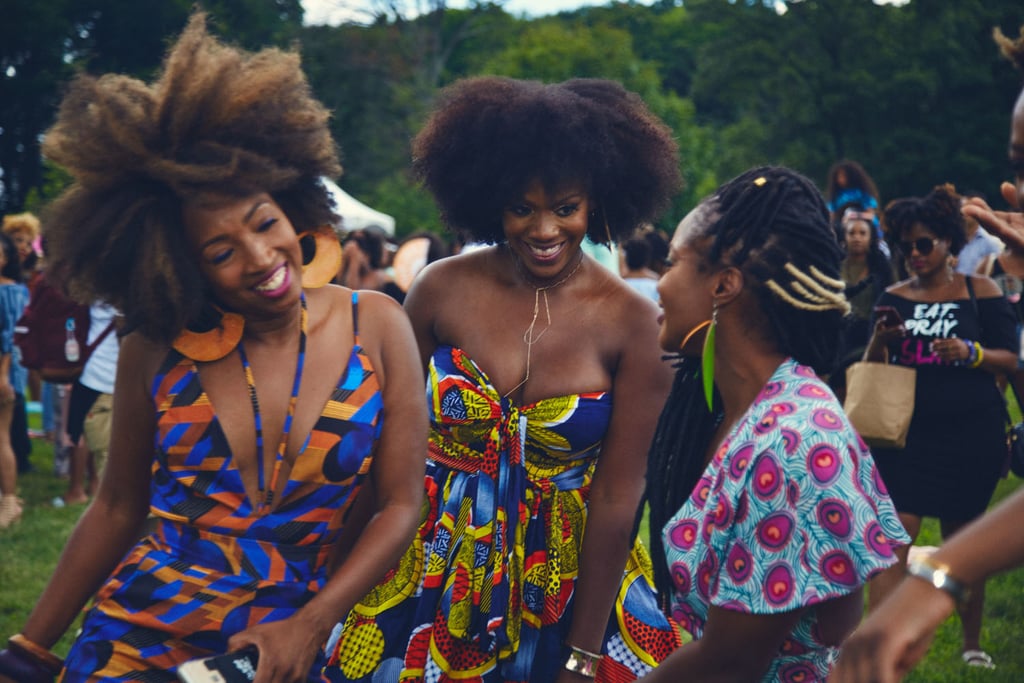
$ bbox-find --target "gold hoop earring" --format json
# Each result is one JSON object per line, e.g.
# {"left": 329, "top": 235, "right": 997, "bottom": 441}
{"left": 299, "top": 228, "right": 343, "bottom": 288}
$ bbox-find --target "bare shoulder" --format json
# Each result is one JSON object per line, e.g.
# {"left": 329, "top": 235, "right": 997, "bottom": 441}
{"left": 592, "top": 264, "right": 661, "bottom": 329}
{"left": 967, "top": 274, "right": 1004, "bottom": 298}
{"left": 885, "top": 278, "right": 914, "bottom": 296}
{"left": 118, "top": 331, "right": 171, "bottom": 394}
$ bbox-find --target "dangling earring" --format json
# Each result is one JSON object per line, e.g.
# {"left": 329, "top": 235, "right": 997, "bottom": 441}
{"left": 298, "top": 228, "right": 343, "bottom": 288}
{"left": 702, "top": 305, "right": 718, "bottom": 411}
{"left": 172, "top": 304, "right": 244, "bottom": 362}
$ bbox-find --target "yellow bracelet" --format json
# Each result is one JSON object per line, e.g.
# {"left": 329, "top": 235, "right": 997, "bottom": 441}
{"left": 969, "top": 342, "right": 984, "bottom": 369}
{"left": 8, "top": 634, "right": 64, "bottom": 674}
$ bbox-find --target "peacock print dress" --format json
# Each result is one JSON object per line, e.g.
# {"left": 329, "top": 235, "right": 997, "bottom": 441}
{"left": 60, "top": 293, "right": 382, "bottom": 683}
{"left": 662, "top": 359, "right": 909, "bottom": 682}
{"left": 326, "top": 345, "right": 680, "bottom": 682}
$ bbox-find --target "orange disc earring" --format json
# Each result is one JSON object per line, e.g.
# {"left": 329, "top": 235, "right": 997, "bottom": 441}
{"left": 299, "top": 228, "right": 343, "bottom": 288}
{"left": 172, "top": 307, "right": 245, "bottom": 362}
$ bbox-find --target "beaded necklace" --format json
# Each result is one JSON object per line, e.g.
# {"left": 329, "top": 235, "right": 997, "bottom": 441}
{"left": 236, "top": 293, "right": 307, "bottom": 516}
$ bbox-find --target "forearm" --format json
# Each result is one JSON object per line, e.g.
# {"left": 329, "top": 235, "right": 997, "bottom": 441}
{"left": 292, "top": 498, "right": 421, "bottom": 645}
{"left": 975, "top": 346, "right": 1017, "bottom": 375}
{"left": 929, "top": 487, "right": 1024, "bottom": 584}
{"left": 642, "top": 637, "right": 768, "bottom": 682}
{"left": 22, "top": 499, "right": 148, "bottom": 648}
{"left": 863, "top": 336, "right": 889, "bottom": 362}
{"left": 564, "top": 497, "right": 637, "bottom": 654}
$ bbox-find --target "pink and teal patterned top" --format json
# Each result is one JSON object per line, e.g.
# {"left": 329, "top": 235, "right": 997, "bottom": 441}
{"left": 662, "top": 359, "right": 908, "bottom": 682}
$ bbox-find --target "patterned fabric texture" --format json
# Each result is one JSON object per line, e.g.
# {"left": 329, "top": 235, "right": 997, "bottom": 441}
{"left": 60, "top": 293, "right": 383, "bottom": 683}
{"left": 663, "top": 359, "right": 909, "bottom": 682}
{"left": 326, "top": 345, "right": 680, "bottom": 682}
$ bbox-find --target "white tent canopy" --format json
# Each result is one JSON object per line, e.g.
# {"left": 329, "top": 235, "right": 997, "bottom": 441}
{"left": 321, "top": 177, "right": 395, "bottom": 236}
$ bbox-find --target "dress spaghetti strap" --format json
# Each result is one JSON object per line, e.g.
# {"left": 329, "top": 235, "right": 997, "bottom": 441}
{"left": 351, "top": 290, "right": 361, "bottom": 348}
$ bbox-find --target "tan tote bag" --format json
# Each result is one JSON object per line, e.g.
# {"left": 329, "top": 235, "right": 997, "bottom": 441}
{"left": 843, "top": 361, "right": 917, "bottom": 449}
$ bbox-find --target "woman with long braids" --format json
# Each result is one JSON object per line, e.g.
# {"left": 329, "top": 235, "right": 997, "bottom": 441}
{"left": 326, "top": 76, "right": 682, "bottom": 682}
{"left": 643, "top": 166, "right": 907, "bottom": 681}
{"left": 0, "top": 14, "right": 426, "bottom": 682}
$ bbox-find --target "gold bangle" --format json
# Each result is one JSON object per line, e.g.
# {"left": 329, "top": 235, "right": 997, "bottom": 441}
{"left": 564, "top": 645, "right": 603, "bottom": 678}
{"left": 8, "top": 634, "right": 64, "bottom": 674}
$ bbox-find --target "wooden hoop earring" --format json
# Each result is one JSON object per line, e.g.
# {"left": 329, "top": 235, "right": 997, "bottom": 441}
{"left": 172, "top": 307, "right": 245, "bottom": 362}
{"left": 299, "top": 228, "right": 343, "bottom": 288}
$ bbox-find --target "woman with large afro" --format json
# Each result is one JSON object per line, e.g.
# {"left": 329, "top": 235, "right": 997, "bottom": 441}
{"left": 326, "top": 77, "right": 684, "bottom": 681}
{"left": 0, "top": 13, "right": 427, "bottom": 683}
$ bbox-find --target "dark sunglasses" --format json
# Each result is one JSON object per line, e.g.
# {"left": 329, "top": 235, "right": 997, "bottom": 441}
{"left": 898, "top": 237, "right": 940, "bottom": 256}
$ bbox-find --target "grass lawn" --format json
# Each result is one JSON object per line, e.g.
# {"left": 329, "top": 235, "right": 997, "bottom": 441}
{"left": 2, "top": 412, "right": 1024, "bottom": 680}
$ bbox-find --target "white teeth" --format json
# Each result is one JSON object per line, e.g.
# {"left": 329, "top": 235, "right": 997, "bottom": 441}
{"left": 530, "top": 244, "right": 561, "bottom": 256}
{"left": 255, "top": 267, "right": 286, "bottom": 291}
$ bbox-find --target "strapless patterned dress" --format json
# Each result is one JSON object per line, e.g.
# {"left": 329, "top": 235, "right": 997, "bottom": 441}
{"left": 326, "top": 345, "right": 680, "bottom": 682}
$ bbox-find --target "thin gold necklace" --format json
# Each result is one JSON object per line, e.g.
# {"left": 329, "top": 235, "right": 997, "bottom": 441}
{"left": 504, "top": 250, "right": 585, "bottom": 399}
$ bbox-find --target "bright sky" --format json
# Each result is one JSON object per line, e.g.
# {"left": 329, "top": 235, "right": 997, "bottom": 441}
{"left": 301, "top": 0, "right": 655, "bottom": 25}
{"left": 301, "top": 0, "right": 906, "bottom": 26}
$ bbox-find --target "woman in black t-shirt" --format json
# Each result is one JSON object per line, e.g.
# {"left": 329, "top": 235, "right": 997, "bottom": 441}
{"left": 863, "top": 184, "right": 1018, "bottom": 668}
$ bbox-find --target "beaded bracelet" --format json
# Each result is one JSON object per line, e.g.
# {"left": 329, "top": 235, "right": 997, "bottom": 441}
{"left": 963, "top": 338, "right": 977, "bottom": 365}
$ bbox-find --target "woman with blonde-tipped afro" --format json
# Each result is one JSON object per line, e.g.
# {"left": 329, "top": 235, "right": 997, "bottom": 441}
{"left": 0, "top": 13, "right": 427, "bottom": 683}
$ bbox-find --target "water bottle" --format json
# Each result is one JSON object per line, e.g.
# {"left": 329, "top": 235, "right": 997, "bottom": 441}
{"left": 64, "top": 317, "right": 80, "bottom": 363}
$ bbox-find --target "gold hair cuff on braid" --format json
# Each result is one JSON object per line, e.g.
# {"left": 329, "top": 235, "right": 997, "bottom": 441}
{"left": 765, "top": 263, "right": 851, "bottom": 315}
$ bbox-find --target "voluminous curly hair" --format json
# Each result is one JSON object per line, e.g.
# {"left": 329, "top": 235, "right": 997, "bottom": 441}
{"left": 883, "top": 184, "right": 966, "bottom": 257}
{"left": 411, "top": 76, "right": 681, "bottom": 244}
{"left": 2, "top": 213, "right": 40, "bottom": 240}
{"left": 644, "top": 166, "right": 847, "bottom": 608}
{"left": 41, "top": 12, "right": 341, "bottom": 344}
{"left": 995, "top": 25, "right": 1024, "bottom": 72}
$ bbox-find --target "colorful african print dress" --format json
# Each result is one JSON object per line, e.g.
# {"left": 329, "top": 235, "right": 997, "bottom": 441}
{"left": 662, "top": 359, "right": 909, "bottom": 682}
{"left": 60, "top": 292, "right": 382, "bottom": 683}
{"left": 326, "top": 345, "right": 680, "bottom": 682}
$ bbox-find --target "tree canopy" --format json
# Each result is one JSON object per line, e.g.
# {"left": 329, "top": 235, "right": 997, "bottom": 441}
{"left": 3, "top": 0, "right": 1023, "bottom": 236}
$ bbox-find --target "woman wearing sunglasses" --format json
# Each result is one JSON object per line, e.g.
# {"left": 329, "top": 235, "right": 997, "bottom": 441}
{"left": 861, "top": 184, "right": 1019, "bottom": 671}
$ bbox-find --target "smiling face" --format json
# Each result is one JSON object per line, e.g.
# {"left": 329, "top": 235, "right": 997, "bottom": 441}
{"left": 183, "top": 192, "right": 303, "bottom": 319}
{"left": 502, "top": 178, "right": 590, "bottom": 284}
{"left": 657, "top": 202, "right": 716, "bottom": 353}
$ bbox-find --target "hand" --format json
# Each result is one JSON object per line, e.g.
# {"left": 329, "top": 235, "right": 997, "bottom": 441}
{"left": 832, "top": 577, "right": 954, "bottom": 683}
{"left": 226, "top": 617, "right": 327, "bottom": 683}
{"left": 963, "top": 185, "right": 1024, "bottom": 277}
{"left": 870, "top": 317, "right": 906, "bottom": 346}
{"left": 929, "top": 338, "right": 969, "bottom": 364}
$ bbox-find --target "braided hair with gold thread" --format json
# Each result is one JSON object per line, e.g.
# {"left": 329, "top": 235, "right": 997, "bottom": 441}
{"left": 645, "top": 166, "right": 850, "bottom": 608}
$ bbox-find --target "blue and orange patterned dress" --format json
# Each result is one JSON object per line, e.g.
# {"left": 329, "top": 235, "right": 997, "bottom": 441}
{"left": 60, "top": 292, "right": 382, "bottom": 683}
{"left": 326, "top": 345, "right": 680, "bottom": 682}
{"left": 662, "top": 359, "right": 909, "bottom": 682}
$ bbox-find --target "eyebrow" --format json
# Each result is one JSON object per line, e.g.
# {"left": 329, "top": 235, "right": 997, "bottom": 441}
{"left": 197, "top": 200, "right": 267, "bottom": 251}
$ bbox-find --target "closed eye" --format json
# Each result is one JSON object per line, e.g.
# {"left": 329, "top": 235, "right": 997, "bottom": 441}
{"left": 210, "top": 248, "right": 233, "bottom": 265}
{"left": 258, "top": 217, "right": 278, "bottom": 232}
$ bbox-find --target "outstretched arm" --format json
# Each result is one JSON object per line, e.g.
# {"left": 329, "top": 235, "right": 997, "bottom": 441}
{"left": 834, "top": 486, "right": 1024, "bottom": 683}
{"left": 0, "top": 334, "right": 158, "bottom": 682}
